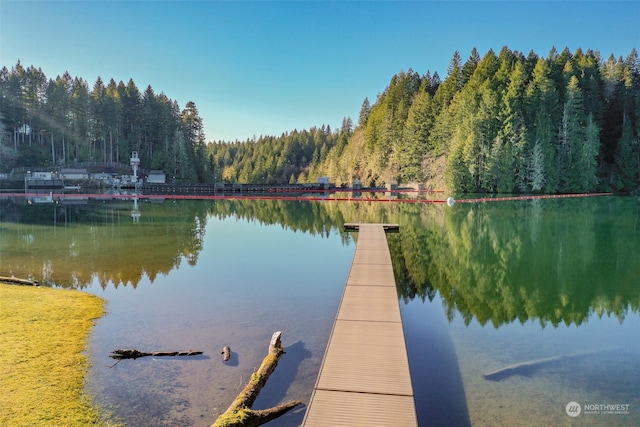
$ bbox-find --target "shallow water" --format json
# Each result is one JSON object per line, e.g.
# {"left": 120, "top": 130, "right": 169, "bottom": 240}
{"left": 82, "top": 216, "right": 354, "bottom": 426}
{"left": 1, "top": 195, "right": 638, "bottom": 426}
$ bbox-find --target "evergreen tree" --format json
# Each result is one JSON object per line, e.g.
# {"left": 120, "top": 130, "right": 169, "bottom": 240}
{"left": 358, "top": 97, "right": 371, "bottom": 127}
{"left": 526, "top": 59, "right": 560, "bottom": 192}
{"left": 559, "top": 75, "right": 586, "bottom": 191}
{"left": 428, "top": 71, "right": 442, "bottom": 95}
{"left": 181, "top": 101, "right": 207, "bottom": 182}
{"left": 104, "top": 78, "right": 122, "bottom": 163}
{"left": 578, "top": 113, "right": 600, "bottom": 192}
{"left": 500, "top": 59, "right": 528, "bottom": 191}
{"left": 462, "top": 47, "right": 481, "bottom": 85}
{"left": 445, "top": 138, "right": 471, "bottom": 193}
{"left": 433, "top": 51, "right": 463, "bottom": 112}
{"left": 600, "top": 54, "right": 625, "bottom": 163}
{"left": 398, "top": 90, "right": 433, "bottom": 182}
{"left": 2, "top": 63, "right": 27, "bottom": 149}
{"left": 91, "top": 77, "right": 107, "bottom": 161}
{"left": 529, "top": 140, "right": 545, "bottom": 192}
{"left": 614, "top": 120, "right": 638, "bottom": 190}
{"left": 120, "top": 78, "right": 142, "bottom": 160}
{"left": 69, "top": 77, "right": 91, "bottom": 161}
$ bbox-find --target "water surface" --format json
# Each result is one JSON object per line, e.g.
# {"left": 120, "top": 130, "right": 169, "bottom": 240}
{"left": 1, "top": 195, "right": 638, "bottom": 426}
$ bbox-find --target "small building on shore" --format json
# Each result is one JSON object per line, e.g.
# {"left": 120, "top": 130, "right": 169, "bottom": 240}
{"left": 61, "top": 168, "right": 89, "bottom": 180}
{"left": 31, "top": 171, "right": 54, "bottom": 180}
{"left": 147, "top": 170, "right": 166, "bottom": 184}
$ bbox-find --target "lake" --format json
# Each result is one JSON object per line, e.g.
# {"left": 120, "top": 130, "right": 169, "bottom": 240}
{"left": 1, "top": 194, "right": 639, "bottom": 426}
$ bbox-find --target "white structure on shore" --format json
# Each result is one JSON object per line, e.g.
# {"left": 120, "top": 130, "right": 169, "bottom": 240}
{"left": 130, "top": 151, "right": 140, "bottom": 183}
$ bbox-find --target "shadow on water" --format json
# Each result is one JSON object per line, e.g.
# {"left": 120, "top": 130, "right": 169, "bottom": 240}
{"left": 252, "top": 340, "right": 312, "bottom": 427}
{"left": 176, "top": 354, "right": 211, "bottom": 361}
{"left": 402, "top": 299, "right": 471, "bottom": 427}
{"left": 224, "top": 351, "right": 240, "bottom": 367}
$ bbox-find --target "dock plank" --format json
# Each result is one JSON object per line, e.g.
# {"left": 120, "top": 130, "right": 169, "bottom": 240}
{"left": 303, "top": 223, "right": 417, "bottom": 427}
{"left": 303, "top": 390, "right": 416, "bottom": 427}
{"left": 336, "top": 286, "right": 401, "bottom": 322}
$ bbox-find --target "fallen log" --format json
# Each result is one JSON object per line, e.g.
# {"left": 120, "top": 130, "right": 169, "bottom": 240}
{"left": 109, "top": 349, "right": 203, "bottom": 360}
{"left": 482, "top": 349, "right": 604, "bottom": 381}
{"left": 212, "top": 331, "right": 303, "bottom": 427}
{"left": 0, "top": 275, "right": 39, "bottom": 286}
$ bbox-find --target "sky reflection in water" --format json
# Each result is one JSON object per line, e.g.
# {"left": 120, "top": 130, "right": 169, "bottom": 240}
{"left": 1, "top": 196, "right": 638, "bottom": 425}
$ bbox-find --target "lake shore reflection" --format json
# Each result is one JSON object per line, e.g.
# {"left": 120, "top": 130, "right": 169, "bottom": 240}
{"left": 1, "top": 195, "right": 638, "bottom": 425}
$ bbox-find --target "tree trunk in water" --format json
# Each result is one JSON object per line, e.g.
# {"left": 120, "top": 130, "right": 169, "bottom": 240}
{"left": 211, "top": 331, "right": 303, "bottom": 427}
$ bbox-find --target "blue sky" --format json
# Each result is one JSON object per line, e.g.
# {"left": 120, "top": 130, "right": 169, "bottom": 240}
{"left": 1, "top": 1, "right": 639, "bottom": 142}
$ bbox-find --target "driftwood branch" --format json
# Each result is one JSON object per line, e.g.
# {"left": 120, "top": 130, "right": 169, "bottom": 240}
{"left": 0, "top": 275, "right": 39, "bottom": 286}
{"left": 212, "top": 331, "right": 303, "bottom": 427}
{"left": 109, "top": 349, "right": 203, "bottom": 360}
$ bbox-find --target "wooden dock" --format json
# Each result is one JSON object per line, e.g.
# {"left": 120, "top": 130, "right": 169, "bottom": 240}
{"left": 302, "top": 223, "right": 417, "bottom": 427}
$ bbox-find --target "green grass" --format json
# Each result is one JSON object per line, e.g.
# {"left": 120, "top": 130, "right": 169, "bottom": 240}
{"left": 0, "top": 283, "right": 118, "bottom": 426}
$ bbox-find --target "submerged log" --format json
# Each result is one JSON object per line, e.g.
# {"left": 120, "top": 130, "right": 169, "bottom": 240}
{"left": 482, "top": 354, "right": 568, "bottom": 381}
{"left": 212, "top": 331, "right": 303, "bottom": 427}
{"left": 0, "top": 275, "right": 39, "bottom": 286}
{"left": 109, "top": 349, "right": 203, "bottom": 360}
{"left": 482, "top": 350, "right": 603, "bottom": 381}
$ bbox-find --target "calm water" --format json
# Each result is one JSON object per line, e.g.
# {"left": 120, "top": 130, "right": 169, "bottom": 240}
{"left": 1, "top": 195, "right": 639, "bottom": 426}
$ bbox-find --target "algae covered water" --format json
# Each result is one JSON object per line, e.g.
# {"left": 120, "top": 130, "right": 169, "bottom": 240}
{"left": 1, "top": 195, "right": 638, "bottom": 426}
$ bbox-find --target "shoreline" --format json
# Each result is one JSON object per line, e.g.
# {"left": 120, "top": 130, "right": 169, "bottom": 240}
{"left": 0, "top": 283, "right": 116, "bottom": 426}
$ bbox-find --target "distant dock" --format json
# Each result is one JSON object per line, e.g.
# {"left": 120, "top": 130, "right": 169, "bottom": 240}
{"left": 302, "top": 223, "right": 417, "bottom": 427}
{"left": 142, "top": 182, "right": 331, "bottom": 194}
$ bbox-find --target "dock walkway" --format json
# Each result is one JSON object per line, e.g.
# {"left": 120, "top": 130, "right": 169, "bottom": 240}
{"left": 302, "top": 223, "right": 417, "bottom": 426}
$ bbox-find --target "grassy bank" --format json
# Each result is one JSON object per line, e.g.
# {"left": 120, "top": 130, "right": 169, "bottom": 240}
{"left": 0, "top": 283, "right": 114, "bottom": 426}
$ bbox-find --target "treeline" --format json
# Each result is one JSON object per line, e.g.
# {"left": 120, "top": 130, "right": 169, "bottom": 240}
{"left": 314, "top": 46, "right": 640, "bottom": 193}
{"left": 208, "top": 118, "right": 353, "bottom": 184}
{"left": 0, "top": 62, "right": 211, "bottom": 182}
{"left": 3, "top": 46, "right": 640, "bottom": 193}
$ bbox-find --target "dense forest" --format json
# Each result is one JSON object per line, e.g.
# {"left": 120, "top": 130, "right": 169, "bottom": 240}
{"left": 0, "top": 64, "right": 211, "bottom": 182}
{"left": 310, "top": 46, "right": 640, "bottom": 194}
{"left": 2, "top": 46, "right": 639, "bottom": 193}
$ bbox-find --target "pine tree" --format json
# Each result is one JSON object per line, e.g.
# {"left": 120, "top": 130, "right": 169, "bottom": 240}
{"left": 70, "top": 77, "right": 91, "bottom": 161}
{"left": 398, "top": 90, "right": 433, "bottom": 182}
{"left": 578, "top": 113, "right": 600, "bottom": 192}
{"left": 91, "top": 77, "right": 107, "bottom": 161}
{"left": 358, "top": 97, "right": 371, "bottom": 127}
{"left": 462, "top": 47, "right": 481, "bottom": 85}
{"left": 526, "top": 59, "right": 559, "bottom": 192}
{"left": 181, "top": 101, "right": 206, "bottom": 182}
{"left": 500, "top": 59, "right": 528, "bottom": 191}
{"left": 104, "top": 78, "right": 123, "bottom": 163}
{"left": 120, "top": 78, "right": 141, "bottom": 159}
{"left": 529, "top": 140, "right": 545, "bottom": 192}
{"left": 559, "top": 75, "right": 586, "bottom": 191}
{"left": 614, "top": 120, "right": 638, "bottom": 190}
{"left": 433, "top": 51, "right": 463, "bottom": 112}
{"left": 445, "top": 138, "right": 470, "bottom": 193}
